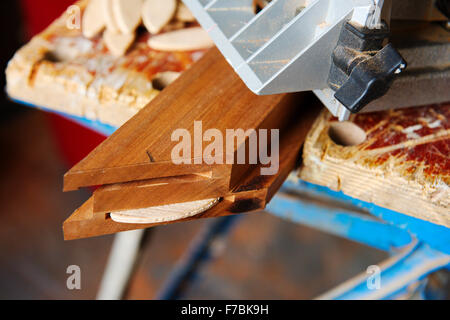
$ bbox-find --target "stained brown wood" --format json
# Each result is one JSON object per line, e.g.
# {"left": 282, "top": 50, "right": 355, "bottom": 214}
{"left": 63, "top": 100, "right": 321, "bottom": 240}
{"left": 91, "top": 92, "right": 311, "bottom": 213}
{"left": 63, "top": 48, "right": 300, "bottom": 192}
{"left": 92, "top": 174, "right": 228, "bottom": 213}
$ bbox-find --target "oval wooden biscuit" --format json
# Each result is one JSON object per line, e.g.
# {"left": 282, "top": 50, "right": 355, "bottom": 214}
{"left": 112, "top": 0, "right": 143, "bottom": 34}
{"left": 82, "top": 0, "right": 106, "bottom": 38}
{"left": 175, "top": 2, "right": 195, "bottom": 22}
{"left": 104, "top": 28, "right": 135, "bottom": 56}
{"left": 148, "top": 27, "right": 214, "bottom": 51}
{"left": 103, "top": 0, "right": 120, "bottom": 33}
{"left": 110, "top": 198, "right": 220, "bottom": 224}
{"left": 152, "top": 71, "right": 181, "bottom": 90}
{"left": 142, "top": 0, "right": 177, "bottom": 34}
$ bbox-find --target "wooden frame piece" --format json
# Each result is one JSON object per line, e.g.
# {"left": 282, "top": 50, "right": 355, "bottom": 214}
{"left": 63, "top": 101, "right": 320, "bottom": 240}
{"left": 63, "top": 48, "right": 300, "bottom": 192}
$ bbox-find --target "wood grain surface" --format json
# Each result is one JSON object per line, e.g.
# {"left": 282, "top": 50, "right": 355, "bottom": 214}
{"left": 63, "top": 48, "right": 302, "bottom": 191}
{"left": 64, "top": 95, "right": 321, "bottom": 239}
{"left": 299, "top": 104, "right": 449, "bottom": 227}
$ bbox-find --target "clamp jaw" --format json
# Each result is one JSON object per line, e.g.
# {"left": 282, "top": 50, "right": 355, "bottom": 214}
{"left": 185, "top": 0, "right": 449, "bottom": 120}
{"left": 328, "top": 21, "right": 406, "bottom": 114}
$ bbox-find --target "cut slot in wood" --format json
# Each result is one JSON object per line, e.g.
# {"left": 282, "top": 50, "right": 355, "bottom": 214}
{"left": 63, "top": 94, "right": 321, "bottom": 240}
{"left": 92, "top": 173, "right": 228, "bottom": 213}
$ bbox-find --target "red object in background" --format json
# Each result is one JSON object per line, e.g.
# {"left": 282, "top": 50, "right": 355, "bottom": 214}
{"left": 20, "top": 0, "right": 106, "bottom": 167}
{"left": 21, "top": 0, "right": 72, "bottom": 37}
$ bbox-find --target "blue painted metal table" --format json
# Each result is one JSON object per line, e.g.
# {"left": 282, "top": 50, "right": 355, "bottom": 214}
{"left": 14, "top": 100, "right": 450, "bottom": 299}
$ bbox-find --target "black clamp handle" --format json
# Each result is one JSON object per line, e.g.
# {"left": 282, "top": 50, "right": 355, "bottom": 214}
{"left": 328, "top": 22, "right": 406, "bottom": 113}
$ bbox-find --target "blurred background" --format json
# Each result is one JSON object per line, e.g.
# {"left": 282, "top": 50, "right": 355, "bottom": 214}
{"left": 0, "top": 0, "right": 408, "bottom": 299}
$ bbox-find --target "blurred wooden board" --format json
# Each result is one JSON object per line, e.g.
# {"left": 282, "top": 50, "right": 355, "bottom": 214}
{"left": 299, "top": 104, "right": 449, "bottom": 228}
{"left": 6, "top": 0, "right": 206, "bottom": 128}
{"left": 64, "top": 48, "right": 302, "bottom": 192}
{"left": 64, "top": 100, "right": 320, "bottom": 240}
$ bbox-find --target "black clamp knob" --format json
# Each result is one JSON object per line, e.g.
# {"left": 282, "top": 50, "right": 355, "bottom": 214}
{"left": 328, "top": 21, "right": 406, "bottom": 113}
